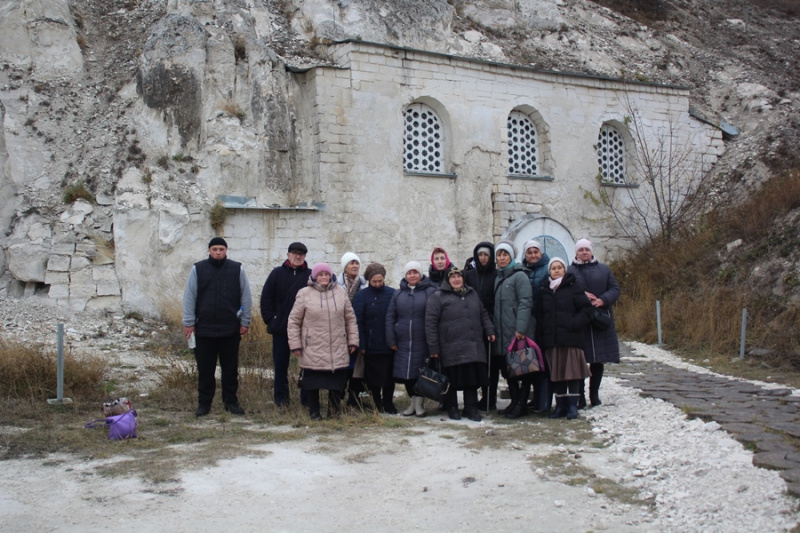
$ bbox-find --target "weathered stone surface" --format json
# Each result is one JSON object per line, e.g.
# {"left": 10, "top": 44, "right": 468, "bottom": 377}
{"left": 60, "top": 200, "right": 94, "bottom": 225}
{"left": 69, "top": 256, "right": 91, "bottom": 272}
{"left": 0, "top": 0, "right": 84, "bottom": 78}
{"left": 752, "top": 452, "right": 792, "bottom": 470}
{"left": 69, "top": 268, "right": 96, "bottom": 298}
{"left": 6, "top": 242, "right": 49, "bottom": 282}
{"left": 44, "top": 271, "right": 69, "bottom": 286}
{"left": 84, "top": 295, "right": 122, "bottom": 312}
{"left": 47, "top": 255, "right": 71, "bottom": 272}
{"left": 48, "top": 284, "right": 69, "bottom": 298}
{"left": 92, "top": 265, "right": 118, "bottom": 281}
{"left": 68, "top": 297, "right": 89, "bottom": 312}
{"left": 96, "top": 278, "right": 121, "bottom": 297}
{"left": 779, "top": 468, "right": 800, "bottom": 483}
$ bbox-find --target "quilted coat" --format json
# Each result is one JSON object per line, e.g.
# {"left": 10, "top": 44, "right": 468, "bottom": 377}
{"left": 385, "top": 276, "right": 437, "bottom": 380}
{"left": 287, "top": 279, "right": 359, "bottom": 371}
{"left": 424, "top": 282, "right": 495, "bottom": 368}
{"left": 492, "top": 263, "right": 536, "bottom": 355}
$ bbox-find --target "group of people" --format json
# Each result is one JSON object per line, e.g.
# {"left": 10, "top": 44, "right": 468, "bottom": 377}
{"left": 182, "top": 236, "right": 620, "bottom": 422}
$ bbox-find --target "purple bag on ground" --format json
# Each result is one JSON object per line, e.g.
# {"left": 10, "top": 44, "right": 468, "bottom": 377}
{"left": 85, "top": 410, "right": 138, "bottom": 440}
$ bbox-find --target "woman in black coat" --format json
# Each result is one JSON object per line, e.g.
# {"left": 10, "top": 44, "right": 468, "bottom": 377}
{"left": 539, "top": 258, "right": 593, "bottom": 420}
{"left": 353, "top": 263, "right": 397, "bottom": 414}
{"left": 462, "top": 241, "right": 499, "bottom": 411}
{"left": 425, "top": 268, "right": 496, "bottom": 422}
{"left": 386, "top": 261, "right": 438, "bottom": 417}
{"left": 568, "top": 238, "right": 621, "bottom": 407}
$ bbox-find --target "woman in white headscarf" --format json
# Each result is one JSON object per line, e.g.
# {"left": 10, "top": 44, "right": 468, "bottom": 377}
{"left": 539, "top": 257, "right": 593, "bottom": 419}
{"left": 568, "top": 239, "right": 621, "bottom": 408}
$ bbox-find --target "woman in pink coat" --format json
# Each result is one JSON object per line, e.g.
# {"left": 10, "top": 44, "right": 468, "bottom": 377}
{"left": 288, "top": 263, "right": 359, "bottom": 420}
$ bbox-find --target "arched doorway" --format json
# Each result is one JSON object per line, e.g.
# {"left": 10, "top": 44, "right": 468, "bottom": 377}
{"left": 501, "top": 215, "right": 575, "bottom": 263}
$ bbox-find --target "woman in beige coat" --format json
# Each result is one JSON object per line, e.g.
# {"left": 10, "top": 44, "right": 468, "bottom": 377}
{"left": 288, "top": 263, "right": 359, "bottom": 420}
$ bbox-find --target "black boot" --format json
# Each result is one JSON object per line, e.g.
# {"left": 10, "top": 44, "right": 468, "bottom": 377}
{"left": 446, "top": 389, "right": 461, "bottom": 420}
{"left": 500, "top": 378, "right": 519, "bottom": 415}
{"left": 548, "top": 395, "right": 568, "bottom": 419}
{"left": 462, "top": 389, "right": 482, "bottom": 422}
{"left": 506, "top": 402, "right": 528, "bottom": 419}
{"left": 589, "top": 364, "right": 604, "bottom": 407}
{"left": 566, "top": 395, "right": 579, "bottom": 420}
{"left": 371, "top": 388, "right": 385, "bottom": 413}
{"left": 328, "top": 390, "right": 344, "bottom": 418}
{"left": 308, "top": 389, "right": 322, "bottom": 420}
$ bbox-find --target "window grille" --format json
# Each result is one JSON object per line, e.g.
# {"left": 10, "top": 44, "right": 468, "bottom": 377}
{"left": 507, "top": 111, "right": 538, "bottom": 176}
{"left": 597, "top": 125, "right": 626, "bottom": 184}
{"left": 403, "top": 104, "right": 443, "bottom": 173}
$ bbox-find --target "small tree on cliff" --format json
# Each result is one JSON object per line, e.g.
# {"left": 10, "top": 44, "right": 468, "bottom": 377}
{"left": 595, "top": 94, "right": 716, "bottom": 246}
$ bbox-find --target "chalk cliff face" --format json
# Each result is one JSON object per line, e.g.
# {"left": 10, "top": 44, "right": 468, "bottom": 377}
{"left": 0, "top": 0, "right": 797, "bottom": 315}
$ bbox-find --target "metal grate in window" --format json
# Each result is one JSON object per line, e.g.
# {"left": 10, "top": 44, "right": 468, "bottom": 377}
{"left": 507, "top": 111, "right": 538, "bottom": 176}
{"left": 597, "top": 124, "right": 626, "bottom": 184}
{"left": 403, "top": 103, "right": 443, "bottom": 173}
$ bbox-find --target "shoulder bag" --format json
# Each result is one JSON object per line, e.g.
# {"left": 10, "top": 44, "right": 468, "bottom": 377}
{"left": 414, "top": 357, "right": 450, "bottom": 403}
{"left": 591, "top": 307, "right": 613, "bottom": 330}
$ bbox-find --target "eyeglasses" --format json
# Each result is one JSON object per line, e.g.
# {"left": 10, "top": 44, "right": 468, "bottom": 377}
{"left": 289, "top": 251, "right": 306, "bottom": 257}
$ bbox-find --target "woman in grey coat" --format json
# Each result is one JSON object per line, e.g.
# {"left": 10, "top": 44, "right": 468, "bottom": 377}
{"left": 425, "top": 268, "right": 496, "bottom": 421}
{"left": 492, "top": 241, "right": 537, "bottom": 418}
{"left": 568, "top": 238, "right": 621, "bottom": 407}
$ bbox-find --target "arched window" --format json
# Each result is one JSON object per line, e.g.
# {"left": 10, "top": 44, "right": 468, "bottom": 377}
{"left": 597, "top": 124, "right": 626, "bottom": 184}
{"left": 403, "top": 103, "right": 443, "bottom": 173}
{"left": 507, "top": 111, "right": 539, "bottom": 176}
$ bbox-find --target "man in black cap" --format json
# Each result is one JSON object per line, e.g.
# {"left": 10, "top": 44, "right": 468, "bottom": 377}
{"left": 260, "top": 242, "right": 311, "bottom": 407}
{"left": 183, "top": 237, "right": 252, "bottom": 417}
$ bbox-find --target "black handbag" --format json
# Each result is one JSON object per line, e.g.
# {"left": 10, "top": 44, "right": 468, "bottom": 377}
{"left": 591, "top": 307, "right": 613, "bottom": 330}
{"left": 414, "top": 358, "right": 450, "bottom": 402}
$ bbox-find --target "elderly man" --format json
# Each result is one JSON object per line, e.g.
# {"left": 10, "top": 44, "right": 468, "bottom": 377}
{"left": 183, "top": 237, "right": 251, "bottom": 417}
{"left": 260, "top": 242, "right": 311, "bottom": 407}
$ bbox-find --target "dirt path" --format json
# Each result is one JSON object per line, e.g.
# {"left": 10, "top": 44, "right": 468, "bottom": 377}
{"left": 1, "top": 361, "right": 797, "bottom": 532}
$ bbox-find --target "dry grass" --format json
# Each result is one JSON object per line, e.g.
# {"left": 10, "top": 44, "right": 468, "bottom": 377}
{"left": 614, "top": 169, "right": 800, "bottom": 380}
{"left": 220, "top": 100, "right": 245, "bottom": 121}
{"left": 209, "top": 202, "right": 227, "bottom": 234}
{"left": 0, "top": 342, "right": 107, "bottom": 401}
{"left": 62, "top": 182, "right": 95, "bottom": 204}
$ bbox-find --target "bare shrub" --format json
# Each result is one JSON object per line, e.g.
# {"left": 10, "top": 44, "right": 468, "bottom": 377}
{"left": 595, "top": 94, "right": 715, "bottom": 246}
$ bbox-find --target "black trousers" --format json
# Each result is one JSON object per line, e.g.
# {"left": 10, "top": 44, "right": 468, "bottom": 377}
{"left": 195, "top": 335, "right": 240, "bottom": 406}
{"left": 307, "top": 389, "right": 345, "bottom": 416}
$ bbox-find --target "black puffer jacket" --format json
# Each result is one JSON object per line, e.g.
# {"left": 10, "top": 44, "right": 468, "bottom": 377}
{"left": 424, "top": 281, "right": 495, "bottom": 368}
{"left": 463, "top": 241, "right": 496, "bottom": 317}
{"left": 353, "top": 284, "right": 395, "bottom": 355}
{"left": 539, "top": 273, "right": 593, "bottom": 349}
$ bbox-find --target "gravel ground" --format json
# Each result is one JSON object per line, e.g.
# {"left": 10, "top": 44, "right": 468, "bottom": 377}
{"left": 0, "top": 298, "right": 798, "bottom": 531}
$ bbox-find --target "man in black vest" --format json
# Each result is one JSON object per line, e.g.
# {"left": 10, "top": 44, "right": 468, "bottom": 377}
{"left": 183, "top": 237, "right": 252, "bottom": 417}
{"left": 260, "top": 241, "right": 311, "bottom": 407}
